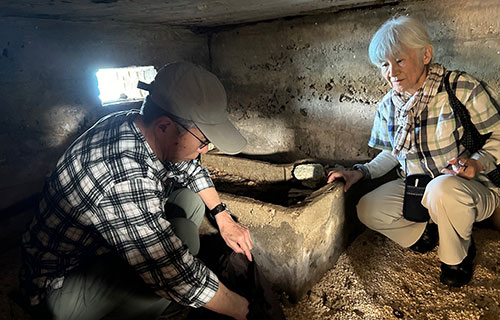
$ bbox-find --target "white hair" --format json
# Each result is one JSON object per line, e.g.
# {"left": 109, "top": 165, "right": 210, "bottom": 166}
{"left": 368, "top": 16, "right": 433, "bottom": 66}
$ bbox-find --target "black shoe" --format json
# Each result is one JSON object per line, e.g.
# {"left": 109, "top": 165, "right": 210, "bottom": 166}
{"left": 409, "top": 223, "right": 438, "bottom": 254}
{"left": 440, "top": 239, "right": 476, "bottom": 287}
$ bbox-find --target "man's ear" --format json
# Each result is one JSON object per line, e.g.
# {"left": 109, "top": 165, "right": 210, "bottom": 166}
{"left": 155, "top": 116, "right": 173, "bottom": 133}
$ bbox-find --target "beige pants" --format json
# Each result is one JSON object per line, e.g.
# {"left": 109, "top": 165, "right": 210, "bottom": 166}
{"left": 357, "top": 175, "right": 500, "bottom": 265}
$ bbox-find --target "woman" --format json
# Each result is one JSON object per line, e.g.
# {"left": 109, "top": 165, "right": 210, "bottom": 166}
{"left": 328, "top": 16, "right": 500, "bottom": 287}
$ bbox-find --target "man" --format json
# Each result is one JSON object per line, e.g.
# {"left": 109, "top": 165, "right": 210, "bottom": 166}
{"left": 21, "top": 61, "right": 252, "bottom": 319}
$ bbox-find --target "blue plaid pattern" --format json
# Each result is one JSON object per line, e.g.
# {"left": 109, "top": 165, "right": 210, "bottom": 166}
{"left": 369, "top": 71, "right": 500, "bottom": 186}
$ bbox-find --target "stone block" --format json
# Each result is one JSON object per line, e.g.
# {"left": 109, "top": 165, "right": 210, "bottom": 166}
{"left": 202, "top": 153, "right": 350, "bottom": 301}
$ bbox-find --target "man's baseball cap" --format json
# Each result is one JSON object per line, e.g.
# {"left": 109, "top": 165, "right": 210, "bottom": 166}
{"left": 138, "top": 61, "right": 247, "bottom": 155}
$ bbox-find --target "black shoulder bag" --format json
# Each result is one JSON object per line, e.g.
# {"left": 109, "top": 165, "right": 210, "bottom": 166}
{"left": 403, "top": 172, "right": 434, "bottom": 222}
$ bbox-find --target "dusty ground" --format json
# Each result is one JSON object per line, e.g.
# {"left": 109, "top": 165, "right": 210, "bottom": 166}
{"left": 2, "top": 227, "right": 499, "bottom": 320}
{"left": 283, "top": 227, "right": 500, "bottom": 320}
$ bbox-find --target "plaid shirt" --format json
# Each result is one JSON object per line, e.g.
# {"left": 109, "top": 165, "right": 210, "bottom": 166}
{"left": 369, "top": 71, "right": 500, "bottom": 187}
{"left": 21, "top": 110, "right": 218, "bottom": 307}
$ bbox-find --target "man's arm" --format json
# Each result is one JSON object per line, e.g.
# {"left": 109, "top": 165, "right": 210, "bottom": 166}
{"left": 204, "top": 281, "right": 249, "bottom": 320}
{"left": 198, "top": 187, "right": 253, "bottom": 261}
{"left": 98, "top": 179, "right": 221, "bottom": 308}
{"left": 174, "top": 160, "right": 253, "bottom": 260}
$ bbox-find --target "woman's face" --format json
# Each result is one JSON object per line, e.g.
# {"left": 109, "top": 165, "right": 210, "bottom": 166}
{"left": 379, "top": 45, "right": 432, "bottom": 95}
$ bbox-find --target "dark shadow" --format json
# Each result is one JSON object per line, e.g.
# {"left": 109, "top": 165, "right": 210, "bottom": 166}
{"left": 342, "top": 168, "right": 400, "bottom": 245}
{"left": 236, "top": 152, "right": 302, "bottom": 164}
{"left": 212, "top": 177, "right": 313, "bottom": 207}
{"left": 0, "top": 194, "right": 39, "bottom": 222}
{"left": 0, "top": 194, "right": 39, "bottom": 253}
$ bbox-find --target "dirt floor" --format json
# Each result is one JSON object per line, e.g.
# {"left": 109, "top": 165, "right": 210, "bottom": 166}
{"left": 2, "top": 226, "right": 499, "bottom": 320}
{"left": 282, "top": 227, "right": 500, "bottom": 320}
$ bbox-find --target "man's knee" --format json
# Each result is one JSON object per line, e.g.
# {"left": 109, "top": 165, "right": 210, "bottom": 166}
{"left": 165, "top": 188, "right": 205, "bottom": 227}
{"left": 46, "top": 255, "right": 139, "bottom": 320}
{"left": 168, "top": 218, "right": 200, "bottom": 255}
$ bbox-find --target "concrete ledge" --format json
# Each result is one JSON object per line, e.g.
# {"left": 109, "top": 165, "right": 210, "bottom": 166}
{"left": 202, "top": 153, "right": 294, "bottom": 182}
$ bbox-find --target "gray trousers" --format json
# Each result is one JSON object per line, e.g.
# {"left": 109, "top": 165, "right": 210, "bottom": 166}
{"left": 46, "top": 188, "right": 205, "bottom": 320}
{"left": 357, "top": 175, "right": 500, "bottom": 265}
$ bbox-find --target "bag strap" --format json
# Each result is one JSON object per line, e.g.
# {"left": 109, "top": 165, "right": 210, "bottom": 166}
{"left": 443, "top": 71, "right": 489, "bottom": 154}
{"left": 444, "top": 71, "right": 500, "bottom": 186}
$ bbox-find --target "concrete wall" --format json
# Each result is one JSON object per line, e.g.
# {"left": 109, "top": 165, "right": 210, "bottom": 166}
{"left": 1, "top": 0, "right": 498, "bottom": 222}
{"left": 0, "top": 18, "right": 209, "bottom": 210}
{"left": 211, "top": 0, "right": 500, "bottom": 163}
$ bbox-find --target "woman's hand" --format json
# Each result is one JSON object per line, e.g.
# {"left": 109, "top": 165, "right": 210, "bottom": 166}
{"left": 441, "top": 157, "right": 484, "bottom": 179}
{"left": 327, "top": 169, "right": 364, "bottom": 192}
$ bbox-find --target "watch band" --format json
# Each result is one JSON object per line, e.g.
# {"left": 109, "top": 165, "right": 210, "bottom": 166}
{"left": 208, "top": 203, "right": 227, "bottom": 220}
{"left": 352, "top": 164, "right": 371, "bottom": 180}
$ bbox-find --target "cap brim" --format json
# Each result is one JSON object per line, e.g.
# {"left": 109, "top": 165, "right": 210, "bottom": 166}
{"left": 196, "top": 120, "right": 247, "bottom": 155}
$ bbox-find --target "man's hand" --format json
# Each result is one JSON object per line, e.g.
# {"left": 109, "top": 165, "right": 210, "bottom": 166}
{"left": 327, "top": 169, "right": 364, "bottom": 192}
{"left": 441, "top": 157, "right": 483, "bottom": 179}
{"left": 216, "top": 211, "right": 253, "bottom": 261}
{"left": 197, "top": 187, "right": 253, "bottom": 261}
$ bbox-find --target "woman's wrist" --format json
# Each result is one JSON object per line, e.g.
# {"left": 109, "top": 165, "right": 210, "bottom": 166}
{"left": 352, "top": 164, "right": 371, "bottom": 180}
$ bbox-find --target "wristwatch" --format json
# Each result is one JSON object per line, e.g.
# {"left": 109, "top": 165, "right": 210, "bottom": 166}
{"left": 208, "top": 203, "right": 228, "bottom": 220}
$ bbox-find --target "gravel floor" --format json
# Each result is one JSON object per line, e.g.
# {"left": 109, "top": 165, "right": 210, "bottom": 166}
{"left": 283, "top": 227, "right": 500, "bottom": 320}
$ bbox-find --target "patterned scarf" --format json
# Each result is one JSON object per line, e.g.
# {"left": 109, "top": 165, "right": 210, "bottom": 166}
{"left": 392, "top": 63, "right": 446, "bottom": 157}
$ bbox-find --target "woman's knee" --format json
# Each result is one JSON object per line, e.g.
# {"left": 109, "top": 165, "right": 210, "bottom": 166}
{"left": 357, "top": 193, "right": 376, "bottom": 227}
{"left": 423, "top": 175, "right": 466, "bottom": 207}
{"left": 356, "top": 181, "right": 405, "bottom": 230}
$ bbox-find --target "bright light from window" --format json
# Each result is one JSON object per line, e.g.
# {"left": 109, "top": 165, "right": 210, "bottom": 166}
{"left": 96, "top": 66, "right": 157, "bottom": 105}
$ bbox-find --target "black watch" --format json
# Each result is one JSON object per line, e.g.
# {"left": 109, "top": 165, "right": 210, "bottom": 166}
{"left": 208, "top": 203, "right": 228, "bottom": 220}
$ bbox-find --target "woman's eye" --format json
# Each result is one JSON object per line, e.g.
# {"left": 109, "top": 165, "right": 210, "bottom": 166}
{"left": 396, "top": 59, "right": 403, "bottom": 64}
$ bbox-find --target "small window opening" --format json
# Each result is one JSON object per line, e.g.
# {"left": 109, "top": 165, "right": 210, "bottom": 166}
{"left": 96, "top": 66, "right": 157, "bottom": 105}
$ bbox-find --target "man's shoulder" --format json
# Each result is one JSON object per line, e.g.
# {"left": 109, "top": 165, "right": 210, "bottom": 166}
{"left": 66, "top": 110, "right": 140, "bottom": 156}
{"left": 51, "top": 109, "right": 148, "bottom": 186}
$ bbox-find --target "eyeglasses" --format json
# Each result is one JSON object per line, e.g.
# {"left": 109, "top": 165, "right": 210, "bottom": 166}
{"left": 173, "top": 121, "right": 210, "bottom": 149}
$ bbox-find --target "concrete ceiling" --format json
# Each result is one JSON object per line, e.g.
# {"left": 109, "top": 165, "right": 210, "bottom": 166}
{"left": 1, "top": 0, "right": 394, "bottom": 27}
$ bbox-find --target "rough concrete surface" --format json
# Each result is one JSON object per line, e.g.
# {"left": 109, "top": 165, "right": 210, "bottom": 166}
{"left": 202, "top": 153, "right": 295, "bottom": 182}
{"left": 203, "top": 153, "right": 354, "bottom": 300}
{"left": 219, "top": 182, "right": 346, "bottom": 302}
{"left": 0, "top": 0, "right": 393, "bottom": 27}
{"left": 212, "top": 0, "right": 500, "bottom": 162}
{"left": 0, "top": 17, "right": 209, "bottom": 210}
